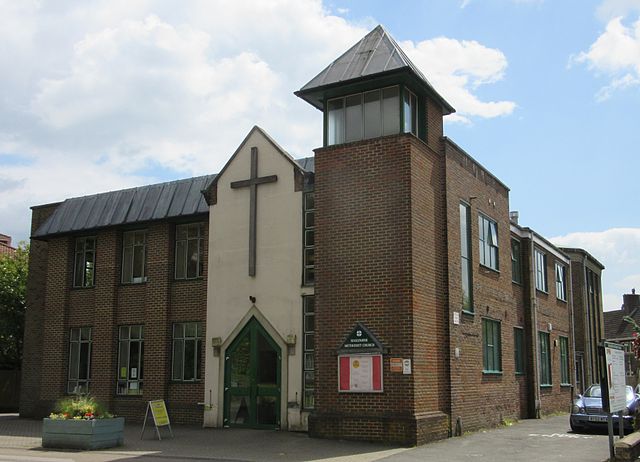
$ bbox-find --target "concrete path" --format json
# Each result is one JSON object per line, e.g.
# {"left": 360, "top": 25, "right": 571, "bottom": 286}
{"left": 0, "top": 413, "right": 613, "bottom": 462}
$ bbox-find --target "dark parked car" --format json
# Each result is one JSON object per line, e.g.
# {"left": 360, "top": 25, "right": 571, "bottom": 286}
{"left": 570, "top": 384, "right": 639, "bottom": 433}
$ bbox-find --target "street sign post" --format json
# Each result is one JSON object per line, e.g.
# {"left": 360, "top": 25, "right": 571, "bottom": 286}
{"left": 599, "top": 341, "right": 626, "bottom": 460}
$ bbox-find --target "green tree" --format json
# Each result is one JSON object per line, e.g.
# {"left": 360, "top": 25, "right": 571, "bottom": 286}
{"left": 0, "top": 243, "right": 28, "bottom": 369}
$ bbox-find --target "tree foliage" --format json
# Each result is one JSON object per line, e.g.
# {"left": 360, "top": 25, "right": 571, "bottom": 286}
{"left": 0, "top": 243, "right": 28, "bottom": 369}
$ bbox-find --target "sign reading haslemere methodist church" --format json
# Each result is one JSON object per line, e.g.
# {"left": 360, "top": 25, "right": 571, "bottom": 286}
{"left": 338, "top": 323, "right": 384, "bottom": 393}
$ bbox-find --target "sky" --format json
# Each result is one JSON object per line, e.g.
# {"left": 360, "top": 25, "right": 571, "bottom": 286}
{"left": 0, "top": 0, "right": 639, "bottom": 311}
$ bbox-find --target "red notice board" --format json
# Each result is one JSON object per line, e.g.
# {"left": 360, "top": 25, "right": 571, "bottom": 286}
{"left": 338, "top": 354, "right": 383, "bottom": 392}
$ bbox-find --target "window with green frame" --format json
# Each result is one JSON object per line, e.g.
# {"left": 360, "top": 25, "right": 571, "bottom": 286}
{"left": 302, "top": 296, "right": 315, "bottom": 409}
{"left": 482, "top": 318, "right": 502, "bottom": 373}
{"left": 539, "top": 331, "right": 551, "bottom": 385}
{"left": 514, "top": 327, "right": 525, "bottom": 375}
{"left": 560, "top": 336, "right": 570, "bottom": 385}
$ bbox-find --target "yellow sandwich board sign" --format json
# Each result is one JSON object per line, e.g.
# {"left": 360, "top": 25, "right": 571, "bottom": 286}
{"left": 141, "top": 400, "right": 173, "bottom": 440}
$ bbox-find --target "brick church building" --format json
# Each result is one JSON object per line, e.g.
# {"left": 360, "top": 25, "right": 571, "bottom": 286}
{"left": 21, "top": 26, "right": 599, "bottom": 445}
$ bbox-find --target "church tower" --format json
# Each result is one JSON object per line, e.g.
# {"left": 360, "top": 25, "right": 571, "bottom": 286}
{"left": 296, "top": 25, "right": 455, "bottom": 445}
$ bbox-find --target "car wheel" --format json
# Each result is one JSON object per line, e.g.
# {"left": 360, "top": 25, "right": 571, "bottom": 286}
{"left": 570, "top": 421, "right": 582, "bottom": 433}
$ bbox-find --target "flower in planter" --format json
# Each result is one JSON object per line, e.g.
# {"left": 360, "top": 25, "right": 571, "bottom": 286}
{"left": 49, "top": 395, "right": 113, "bottom": 420}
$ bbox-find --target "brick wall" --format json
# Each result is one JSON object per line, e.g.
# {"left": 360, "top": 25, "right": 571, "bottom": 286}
{"left": 311, "top": 132, "right": 449, "bottom": 446}
{"left": 20, "top": 203, "right": 60, "bottom": 417}
{"left": 21, "top": 217, "right": 208, "bottom": 424}
{"left": 444, "top": 139, "right": 527, "bottom": 432}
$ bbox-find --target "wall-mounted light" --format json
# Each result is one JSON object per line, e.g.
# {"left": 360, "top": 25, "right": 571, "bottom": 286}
{"left": 212, "top": 337, "right": 222, "bottom": 357}
{"left": 286, "top": 334, "right": 296, "bottom": 356}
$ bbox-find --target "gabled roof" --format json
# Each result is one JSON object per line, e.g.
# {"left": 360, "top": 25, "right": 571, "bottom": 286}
{"left": 33, "top": 174, "right": 216, "bottom": 239}
{"left": 296, "top": 25, "right": 454, "bottom": 115}
{"left": 604, "top": 308, "right": 639, "bottom": 340}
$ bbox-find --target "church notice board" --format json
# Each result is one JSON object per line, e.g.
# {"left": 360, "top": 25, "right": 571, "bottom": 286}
{"left": 337, "top": 323, "right": 385, "bottom": 393}
{"left": 602, "top": 342, "right": 626, "bottom": 413}
{"left": 141, "top": 400, "right": 174, "bottom": 440}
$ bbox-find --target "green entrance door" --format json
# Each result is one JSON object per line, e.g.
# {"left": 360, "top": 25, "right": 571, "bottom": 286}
{"left": 223, "top": 317, "right": 281, "bottom": 428}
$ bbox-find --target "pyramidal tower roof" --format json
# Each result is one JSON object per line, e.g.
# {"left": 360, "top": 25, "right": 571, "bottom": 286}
{"left": 296, "top": 25, "right": 455, "bottom": 115}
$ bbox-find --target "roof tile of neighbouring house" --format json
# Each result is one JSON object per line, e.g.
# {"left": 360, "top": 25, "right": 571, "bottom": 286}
{"left": 604, "top": 308, "right": 640, "bottom": 340}
{"left": 32, "top": 157, "right": 314, "bottom": 239}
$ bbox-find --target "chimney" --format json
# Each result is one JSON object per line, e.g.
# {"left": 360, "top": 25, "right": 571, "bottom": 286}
{"left": 623, "top": 289, "right": 640, "bottom": 313}
{"left": 509, "top": 211, "right": 519, "bottom": 225}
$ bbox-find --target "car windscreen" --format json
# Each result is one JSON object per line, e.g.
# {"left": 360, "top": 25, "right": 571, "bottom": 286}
{"left": 584, "top": 386, "right": 602, "bottom": 398}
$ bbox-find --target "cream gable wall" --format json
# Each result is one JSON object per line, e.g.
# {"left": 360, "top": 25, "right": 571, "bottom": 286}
{"left": 203, "top": 127, "right": 311, "bottom": 430}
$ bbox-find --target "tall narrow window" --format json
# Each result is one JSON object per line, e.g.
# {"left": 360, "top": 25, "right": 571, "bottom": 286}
{"left": 363, "top": 90, "right": 381, "bottom": 139}
{"left": 482, "top": 318, "right": 502, "bottom": 373}
{"left": 175, "top": 223, "right": 204, "bottom": 280}
{"left": 535, "top": 249, "right": 547, "bottom": 292}
{"left": 555, "top": 263, "right": 567, "bottom": 301}
{"left": 539, "top": 331, "right": 551, "bottom": 385}
{"left": 460, "top": 203, "right": 473, "bottom": 312}
{"left": 514, "top": 327, "right": 525, "bottom": 375}
{"left": 560, "top": 336, "right": 570, "bottom": 385}
{"left": 327, "top": 99, "right": 345, "bottom": 145}
{"left": 303, "top": 192, "right": 315, "bottom": 285}
{"left": 511, "top": 238, "right": 522, "bottom": 284}
{"left": 117, "top": 325, "right": 144, "bottom": 395}
{"left": 403, "top": 88, "right": 418, "bottom": 135}
{"left": 68, "top": 327, "right": 91, "bottom": 394}
{"left": 479, "top": 215, "right": 499, "bottom": 270}
{"left": 172, "top": 322, "right": 203, "bottom": 381}
{"left": 382, "top": 87, "right": 400, "bottom": 135}
{"left": 122, "top": 230, "right": 146, "bottom": 284}
{"left": 345, "top": 94, "right": 363, "bottom": 142}
{"left": 302, "top": 296, "right": 315, "bottom": 409}
{"left": 73, "top": 237, "right": 96, "bottom": 287}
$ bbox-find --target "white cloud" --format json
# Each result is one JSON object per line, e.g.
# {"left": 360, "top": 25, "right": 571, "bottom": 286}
{"left": 596, "top": 0, "right": 640, "bottom": 21}
{"left": 0, "top": 0, "right": 514, "bottom": 243}
{"left": 550, "top": 228, "right": 640, "bottom": 312}
{"left": 401, "top": 37, "right": 516, "bottom": 122}
{"left": 573, "top": 15, "right": 640, "bottom": 99}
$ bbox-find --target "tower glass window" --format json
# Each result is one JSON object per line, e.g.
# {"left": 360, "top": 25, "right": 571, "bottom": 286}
{"left": 326, "top": 86, "right": 410, "bottom": 146}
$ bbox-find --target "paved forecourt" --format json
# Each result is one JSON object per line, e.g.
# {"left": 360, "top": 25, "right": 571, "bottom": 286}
{"left": 0, "top": 413, "right": 612, "bottom": 462}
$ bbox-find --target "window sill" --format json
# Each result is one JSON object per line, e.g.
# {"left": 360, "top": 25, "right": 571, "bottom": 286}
{"left": 556, "top": 297, "right": 568, "bottom": 303}
{"left": 120, "top": 280, "right": 148, "bottom": 286}
{"left": 482, "top": 370, "right": 503, "bottom": 376}
{"left": 461, "top": 309, "right": 475, "bottom": 316}
{"left": 479, "top": 264, "right": 500, "bottom": 274}
{"left": 511, "top": 280, "right": 523, "bottom": 286}
{"left": 515, "top": 372, "right": 525, "bottom": 376}
{"left": 173, "top": 277, "right": 204, "bottom": 282}
{"left": 535, "top": 288, "right": 549, "bottom": 295}
{"left": 560, "top": 383, "right": 572, "bottom": 388}
{"left": 170, "top": 380, "right": 203, "bottom": 384}
{"left": 71, "top": 285, "right": 95, "bottom": 290}
{"left": 540, "top": 384, "right": 553, "bottom": 389}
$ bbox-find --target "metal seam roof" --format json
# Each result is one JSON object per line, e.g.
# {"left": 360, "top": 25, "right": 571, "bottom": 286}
{"left": 33, "top": 157, "right": 314, "bottom": 238}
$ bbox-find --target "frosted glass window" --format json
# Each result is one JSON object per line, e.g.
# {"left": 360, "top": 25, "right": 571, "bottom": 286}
{"left": 345, "top": 94, "right": 363, "bottom": 142}
{"left": 327, "top": 99, "right": 344, "bottom": 145}
{"left": 363, "top": 91, "right": 381, "bottom": 139}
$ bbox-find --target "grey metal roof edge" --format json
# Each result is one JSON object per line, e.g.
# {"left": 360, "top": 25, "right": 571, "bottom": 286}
{"left": 558, "top": 247, "right": 605, "bottom": 270}
{"left": 296, "top": 25, "right": 455, "bottom": 115}
{"left": 518, "top": 227, "right": 572, "bottom": 262}
{"left": 30, "top": 211, "right": 210, "bottom": 241}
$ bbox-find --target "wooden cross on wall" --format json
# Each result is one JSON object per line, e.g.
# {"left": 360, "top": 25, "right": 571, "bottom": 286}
{"left": 230, "top": 147, "right": 277, "bottom": 277}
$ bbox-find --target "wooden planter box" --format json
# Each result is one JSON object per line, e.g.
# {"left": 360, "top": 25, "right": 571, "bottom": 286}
{"left": 42, "top": 417, "right": 125, "bottom": 450}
